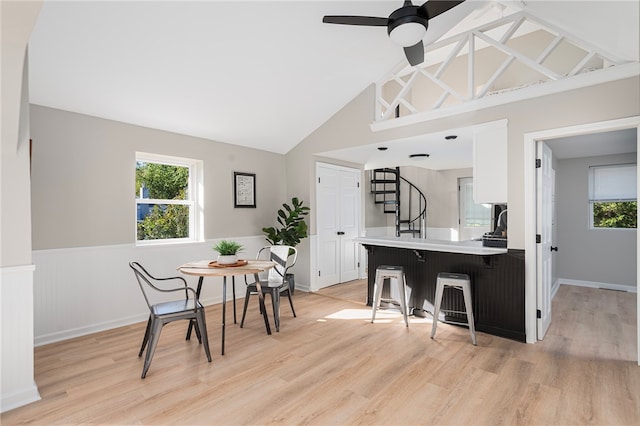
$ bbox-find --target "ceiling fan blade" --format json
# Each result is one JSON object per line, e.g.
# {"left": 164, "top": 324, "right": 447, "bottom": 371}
{"left": 322, "top": 16, "right": 388, "bottom": 26}
{"left": 419, "top": 0, "right": 465, "bottom": 19}
{"left": 404, "top": 41, "right": 425, "bottom": 66}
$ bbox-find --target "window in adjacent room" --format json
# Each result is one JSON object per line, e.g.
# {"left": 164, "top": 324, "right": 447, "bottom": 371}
{"left": 458, "top": 177, "right": 491, "bottom": 240}
{"left": 135, "top": 152, "right": 203, "bottom": 244}
{"left": 589, "top": 163, "right": 637, "bottom": 229}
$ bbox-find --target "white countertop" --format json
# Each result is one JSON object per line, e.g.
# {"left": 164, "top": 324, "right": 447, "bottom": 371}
{"left": 353, "top": 236, "right": 507, "bottom": 255}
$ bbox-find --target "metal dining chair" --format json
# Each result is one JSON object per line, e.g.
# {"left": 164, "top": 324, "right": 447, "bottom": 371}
{"left": 240, "top": 246, "right": 297, "bottom": 332}
{"left": 129, "top": 262, "right": 212, "bottom": 378}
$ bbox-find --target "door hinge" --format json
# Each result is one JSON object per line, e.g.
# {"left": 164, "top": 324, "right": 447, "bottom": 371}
{"left": 318, "top": 177, "right": 321, "bottom": 183}
{"left": 536, "top": 309, "right": 542, "bottom": 319}
{"left": 357, "top": 182, "right": 360, "bottom": 188}
{"left": 357, "top": 262, "right": 360, "bottom": 268}
{"left": 536, "top": 234, "right": 541, "bottom": 243}
{"left": 535, "top": 158, "right": 541, "bottom": 168}
{"left": 318, "top": 271, "right": 321, "bottom": 277}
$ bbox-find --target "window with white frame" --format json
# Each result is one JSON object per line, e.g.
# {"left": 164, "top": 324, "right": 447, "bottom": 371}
{"left": 135, "top": 152, "right": 203, "bottom": 243}
{"left": 458, "top": 177, "right": 491, "bottom": 240}
{"left": 588, "top": 163, "right": 637, "bottom": 229}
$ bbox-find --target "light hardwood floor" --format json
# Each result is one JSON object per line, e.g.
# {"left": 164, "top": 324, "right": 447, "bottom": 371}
{"left": 2, "top": 281, "right": 638, "bottom": 425}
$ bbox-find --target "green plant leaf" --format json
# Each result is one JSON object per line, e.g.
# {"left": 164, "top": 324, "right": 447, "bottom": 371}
{"left": 262, "top": 197, "right": 310, "bottom": 247}
{"left": 212, "top": 240, "right": 244, "bottom": 255}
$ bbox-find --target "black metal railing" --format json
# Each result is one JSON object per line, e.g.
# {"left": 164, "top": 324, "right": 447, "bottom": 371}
{"left": 370, "top": 167, "right": 427, "bottom": 238}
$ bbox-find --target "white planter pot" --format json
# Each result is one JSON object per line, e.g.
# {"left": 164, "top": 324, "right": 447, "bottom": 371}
{"left": 217, "top": 254, "right": 238, "bottom": 265}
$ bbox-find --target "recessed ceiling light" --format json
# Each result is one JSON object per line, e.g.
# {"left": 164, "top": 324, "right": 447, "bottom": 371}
{"left": 445, "top": 135, "right": 458, "bottom": 140}
{"left": 378, "top": 147, "right": 388, "bottom": 151}
{"left": 409, "top": 153, "right": 429, "bottom": 159}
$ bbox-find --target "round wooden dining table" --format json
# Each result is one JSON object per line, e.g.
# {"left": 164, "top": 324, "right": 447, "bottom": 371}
{"left": 177, "top": 259, "right": 275, "bottom": 355}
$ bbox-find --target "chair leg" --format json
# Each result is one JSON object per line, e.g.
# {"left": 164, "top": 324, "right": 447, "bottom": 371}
{"left": 196, "top": 309, "right": 212, "bottom": 362}
{"left": 240, "top": 287, "right": 252, "bottom": 328}
{"left": 138, "top": 316, "right": 151, "bottom": 357}
{"left": 285, "top": 290, "right": 296, "bottom": 317}
{"left": 431, "top": 281, "right": 444, "bottom": 339}
{"left": 271, "top": 290, "right": 280, "bottom": 332}
{"left": 399, "top": 276, "right": 409, "bottom": 327}
{"left": 371, "top": 271, "right": 384, "bottom": 323}
{"left": 192, "top": 319, "right": 202, "bottom": 343}
{"left": 462, "top": 284, "right": 477, "bottom": 346}
{"left": 142, "top": 319, "right": 163, "bottom": 379}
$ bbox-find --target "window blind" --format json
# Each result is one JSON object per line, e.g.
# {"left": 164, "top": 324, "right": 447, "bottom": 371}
{"left": 589, "top": 164, "right": 637, "bottom": 202}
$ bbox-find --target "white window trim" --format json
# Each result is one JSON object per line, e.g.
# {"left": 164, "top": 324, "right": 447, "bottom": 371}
{"left": 135, "top": 152, "right": 204, "bottom": 245}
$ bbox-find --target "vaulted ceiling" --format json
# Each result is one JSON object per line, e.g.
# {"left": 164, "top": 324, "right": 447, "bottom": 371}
{"left": 28, "top": 1, "right": 639, "bottom": 156}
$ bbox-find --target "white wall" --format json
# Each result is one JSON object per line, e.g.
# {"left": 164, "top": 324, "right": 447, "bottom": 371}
{"left": 30, "top": 105, "right": 287, "bottom": 249}
{"left": 28, "top": 106, "right": 294, "bottom": 346}
{"left": 556, "top": 152, "right": 637, "bottom": 289}
{"left": 0, "top": 0, "right": 43, "bottom": 413}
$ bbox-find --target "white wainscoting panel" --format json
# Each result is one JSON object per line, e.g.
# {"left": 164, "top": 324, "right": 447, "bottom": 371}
{"left": 1, "top": 264, "right": 41, "bottom": 412}
{"left": 32, "top": 236, "right": 266, "bottom": 346}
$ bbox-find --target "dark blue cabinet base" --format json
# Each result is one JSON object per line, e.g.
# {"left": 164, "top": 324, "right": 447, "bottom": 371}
{"left": 363, "top": 245, "right": 526, "bottom": 342}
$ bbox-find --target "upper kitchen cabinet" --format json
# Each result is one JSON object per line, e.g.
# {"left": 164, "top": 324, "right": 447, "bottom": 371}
{"left": 473, "top": 119, "right": 508, "bottom": 204}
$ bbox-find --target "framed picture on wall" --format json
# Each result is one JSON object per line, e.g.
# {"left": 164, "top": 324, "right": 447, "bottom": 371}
{"left": 233, "top": 172, "right": 256, "bottom": 208}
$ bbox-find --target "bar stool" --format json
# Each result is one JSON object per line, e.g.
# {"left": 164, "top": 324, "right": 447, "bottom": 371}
{"left": 371, "top": 265, "right": 409, "bottom": 327}
{"left": 431, "top": 272, "right": 476, "bottom": 345}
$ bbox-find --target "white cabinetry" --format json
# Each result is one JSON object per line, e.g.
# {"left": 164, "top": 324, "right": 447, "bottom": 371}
{"left": 473, "top": 119, "right": 508, "bottom": 204}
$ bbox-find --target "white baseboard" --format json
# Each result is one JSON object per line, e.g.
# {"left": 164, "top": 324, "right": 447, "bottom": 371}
{"left": 1, "top": 383, "right": 41, "bottom": 413}
{"left": 559, "top": 278, "right": 637, "bottom": 293}
{"left": 551, "top": 278, "right": 561, "bottom": 300}
{"left": 1, "top": 264, "right": 41, "bottom": 413}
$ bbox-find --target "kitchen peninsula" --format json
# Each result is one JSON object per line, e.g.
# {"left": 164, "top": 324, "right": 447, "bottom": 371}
{"left": 355, "top": 236, "right": 525, "bottom": 342}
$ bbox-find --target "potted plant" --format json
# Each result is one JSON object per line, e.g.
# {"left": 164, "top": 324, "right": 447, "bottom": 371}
{"left": 212, "top": 240, "right": 244, "bottom": 265}
{"left": 262, "top": 197, "right": 310, "bottom": 293}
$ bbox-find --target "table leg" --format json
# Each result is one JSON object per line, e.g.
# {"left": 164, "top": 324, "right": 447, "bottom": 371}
{"left": 186, "top": 275, "right": 205, "bottom": 340}
{"left": 221, "top": 276, "right": 227, "bottom": 355}
{"left": 232, "top": 276, "right": 237, "bottom": 324}
{"left": 255, "top": 273, "right": 272, "bottom": 335}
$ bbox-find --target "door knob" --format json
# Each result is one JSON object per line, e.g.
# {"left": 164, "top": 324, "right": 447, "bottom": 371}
{"left": 551, "top": 246, "right": 558, "bottom": 252}
{"left": 337, "top": 231, "right": 345, "bottom": 235}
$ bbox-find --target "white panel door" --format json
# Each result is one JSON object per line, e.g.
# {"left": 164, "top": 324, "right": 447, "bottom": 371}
{"left": 536, "top": 141, "right": 553, "bottom": 340}
{"left": 317, "top": 166, "right": 341, "bottom": 287}
{"left": 339, "top": 171, "right": 359, "bottom": 282}
{"left": 316, "top": 164, "right": 360, "bottom": 289}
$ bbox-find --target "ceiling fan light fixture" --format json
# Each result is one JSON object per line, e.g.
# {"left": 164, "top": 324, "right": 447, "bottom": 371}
{"left": 389, "top": 21, "right": 427, "bottom": 47}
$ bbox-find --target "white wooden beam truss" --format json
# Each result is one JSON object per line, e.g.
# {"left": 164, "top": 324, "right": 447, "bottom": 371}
{"left": 374, "top": 11, "right": 632, "bottom": 123}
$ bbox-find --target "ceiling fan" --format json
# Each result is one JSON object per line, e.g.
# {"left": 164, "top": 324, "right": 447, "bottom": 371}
{"left": 323, "top": 0, "right": 466, "bottom": 66}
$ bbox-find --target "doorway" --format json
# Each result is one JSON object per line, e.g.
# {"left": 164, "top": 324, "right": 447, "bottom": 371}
{"left": 315, "top": 163, "right": 361, "bottom": 290}
{"left": 524, "top": 116, "right": 640, "bottom": 365}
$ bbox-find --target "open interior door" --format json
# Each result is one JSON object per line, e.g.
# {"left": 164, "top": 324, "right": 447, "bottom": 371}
{"left": 536, "top": 141, "right": 553, "bottom": 339}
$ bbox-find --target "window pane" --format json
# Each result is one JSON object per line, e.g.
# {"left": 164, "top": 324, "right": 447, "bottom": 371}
{"left": 135, "top": 162, "right": 189, "bottom": 200}
{"left": 462, "top": 182, "right": 491, "bottom": 227}
{"left": 593, "top": 201, "right": 637, "bottom": 229}
{"left": 137, "top": 204, "right": 190, "bottom": 240}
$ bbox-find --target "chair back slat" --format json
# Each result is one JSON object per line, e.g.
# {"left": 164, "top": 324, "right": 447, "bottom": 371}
{"left": 129, "top": 262, "right": 190, "bottom": 310}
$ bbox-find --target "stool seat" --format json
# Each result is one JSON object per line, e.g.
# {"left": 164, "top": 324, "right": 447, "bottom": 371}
{"left": 371, "top": 265, "right": 409, "bottom": 327}
{"left": 431, "top": 272, "right": 476, "bottom": 345}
